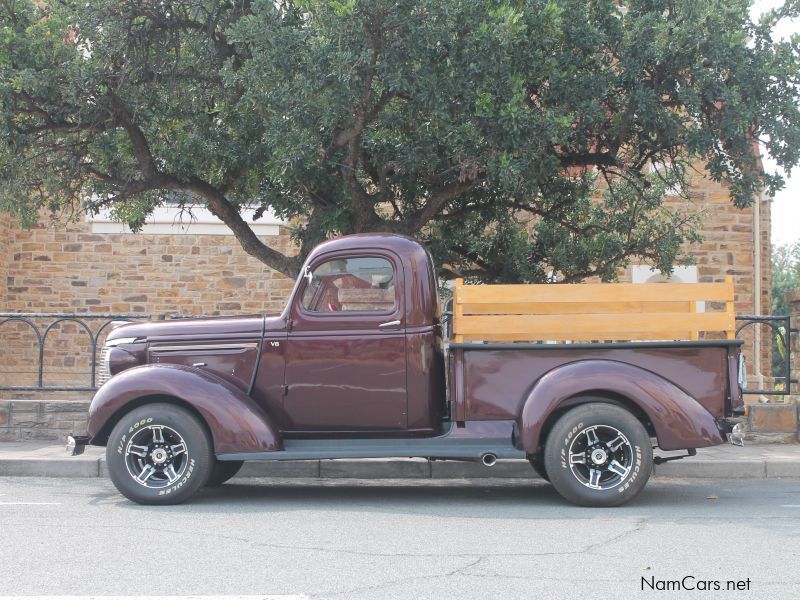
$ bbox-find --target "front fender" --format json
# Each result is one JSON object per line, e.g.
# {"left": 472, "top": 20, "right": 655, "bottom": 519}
{"left": 88, "top": 364, "right": 282, "bottom": 454}
{"left": 519, "top": 360, "right": 724, "bottom": 453}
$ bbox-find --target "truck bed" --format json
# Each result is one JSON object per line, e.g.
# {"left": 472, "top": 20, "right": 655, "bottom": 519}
{"left": 449, "top": 340, "right": 739, "bottom": 422}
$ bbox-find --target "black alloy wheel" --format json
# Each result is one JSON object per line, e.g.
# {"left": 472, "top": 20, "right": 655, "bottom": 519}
{"left": 106, "top": 403, "right": 212, "bottom": 505}
{"left": 544, "top": 403, "right": 653, "bottom": 507}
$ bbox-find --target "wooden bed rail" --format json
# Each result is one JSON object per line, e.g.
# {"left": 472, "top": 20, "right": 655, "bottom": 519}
{"left": 452, "top": 276, "right": 735, "bottom": 343}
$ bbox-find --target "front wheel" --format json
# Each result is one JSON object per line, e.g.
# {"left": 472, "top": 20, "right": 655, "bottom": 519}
{"left": 544, "top": 403, "right": 653, "bottom": 507}
{"left": 106, "top": 403, "right": 213, "bottom": 505}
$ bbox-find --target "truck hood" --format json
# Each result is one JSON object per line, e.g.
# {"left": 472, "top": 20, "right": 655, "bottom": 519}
{"left": 106, "top": 314, "right": 286, "bottom": 343}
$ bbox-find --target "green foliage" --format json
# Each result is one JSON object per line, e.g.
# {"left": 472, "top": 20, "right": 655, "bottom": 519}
{"left": 1, "top": 0, "right": 799, "bottom": 281}
{"left": 773, "top": 243, "right": 800, "bottom": 316}
{"left": 772, "top": 241, "right": 800, "bottom": 383}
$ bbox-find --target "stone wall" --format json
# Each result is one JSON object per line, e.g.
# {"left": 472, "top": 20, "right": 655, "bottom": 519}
{"left": 626, "top": 168, "right": 773, "bottom": 385}
{"left": 3, "top": 220, "right": 295, "bottom": 315}
{"left": 0, "top": 399, "right": 90, "bottom": 442}
{"left": 744, "top": 287, "right": 799, "bottom": 442}
{"left": 788, "top": 288, "right": 800, "bottom": 401}
{"left": 0, "top": 216, "right": 295, "bottom": 394}
{"left": 0, "top": 213, "right": 11, "bottom": 309}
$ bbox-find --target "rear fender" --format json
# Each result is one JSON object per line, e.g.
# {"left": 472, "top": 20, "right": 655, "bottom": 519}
{"left": 88, "top": 364, "right": 282, "bottom": 454}
{"left": 519, "top": 360, "right": 723, "bottom": 453}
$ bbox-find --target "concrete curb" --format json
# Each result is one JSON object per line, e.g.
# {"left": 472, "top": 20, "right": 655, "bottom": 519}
{"left": 653, "top": 459, "right": 766, "bottom": 479}
{"left": 0, "top": 456, "right": 102, "bottom": 478}
{"left": 1, "top": 443, "right": 798, "bottom": 480}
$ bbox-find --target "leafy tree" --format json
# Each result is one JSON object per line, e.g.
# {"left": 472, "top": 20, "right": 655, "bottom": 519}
{"left": 1, "top": 0, "right": 799, "bottom": 282}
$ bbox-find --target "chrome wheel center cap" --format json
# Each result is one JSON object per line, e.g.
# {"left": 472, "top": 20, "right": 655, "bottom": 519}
{"left": 151, "top": 448, "right": 168, "bottom": 465}
{"left": 591, "top": 448, "right": 607, "bottom": 465}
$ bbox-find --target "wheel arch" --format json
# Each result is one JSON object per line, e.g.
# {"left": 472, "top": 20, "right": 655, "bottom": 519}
{"left": 532, "top": 391, "right": 655, "bottom": 458}
{"left": 87, "top": 364, "right": 283, "bottom": 454}
{"left": 91, "top": 394, "right": 211, "bottom": 447}
{"left": 518, "top": 359, "right": 724, "bottom": 454}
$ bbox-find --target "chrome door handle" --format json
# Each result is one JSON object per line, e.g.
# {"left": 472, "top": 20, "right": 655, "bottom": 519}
{"left": 378, "top": 320, "right": 402, "bottom": 329}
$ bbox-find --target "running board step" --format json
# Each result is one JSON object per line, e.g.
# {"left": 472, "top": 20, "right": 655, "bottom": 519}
{"left": 217, "top": 437, "right": 526, "bottom": 462}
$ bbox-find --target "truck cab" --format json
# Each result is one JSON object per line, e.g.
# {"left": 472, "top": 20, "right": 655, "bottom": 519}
{"left": 274, "top": 234, "right": 445, "bottom": 434}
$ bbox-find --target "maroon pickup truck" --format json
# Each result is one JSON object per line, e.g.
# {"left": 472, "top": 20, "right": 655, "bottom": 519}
{"left": 69, "top": 234, "right": 746, "bottom": 507}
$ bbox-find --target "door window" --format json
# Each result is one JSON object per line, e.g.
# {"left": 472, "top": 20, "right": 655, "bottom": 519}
{"left": 301, "top": 257, "right": 396, "bottom": 312}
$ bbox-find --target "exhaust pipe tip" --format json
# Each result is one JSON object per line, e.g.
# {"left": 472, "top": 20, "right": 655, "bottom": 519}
{"left": 481, "top": 452, "right": 497, "bottom": 467}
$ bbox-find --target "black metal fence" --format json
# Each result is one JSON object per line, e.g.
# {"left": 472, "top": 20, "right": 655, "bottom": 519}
{"left": 736, "top": 315, "right": 797, "bottom": 396}
{"left": 0, "top": 313, "right": 150, "bottom": 391}
{"left": 1, "top": 311, "right": 795, "bottom": 395}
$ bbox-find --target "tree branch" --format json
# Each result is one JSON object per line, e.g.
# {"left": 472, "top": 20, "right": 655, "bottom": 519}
{"left": 557, "top": 151, "right": 620, "bottom": 168}
{"left": 331, "top": 90, "right": 410, "bottom": 149}
{"left": 410, "top": 181, "right": 478, "bottom": 231}
{"left": 181, "top": 176, "right": 301, "bottom": 277}
{"left": 106, "top": 92, "right": 158, "bottom": 179}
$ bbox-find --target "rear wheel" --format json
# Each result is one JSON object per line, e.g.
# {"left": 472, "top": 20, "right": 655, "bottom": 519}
{"left": 206, "top": 460, "right": 244, "bottom": 486}
{"left": 106, "top": 403, "right": 213, "bottom": 505}
{"left": 544, "top": 403, "right": 653, "bottom": 507}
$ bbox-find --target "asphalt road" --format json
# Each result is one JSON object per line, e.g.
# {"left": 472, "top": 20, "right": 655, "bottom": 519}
{"left": 0, "top": 476, "right": 798, "bottom": 599}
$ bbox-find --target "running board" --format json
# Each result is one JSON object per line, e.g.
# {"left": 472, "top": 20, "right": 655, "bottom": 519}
{"left": 217, "top": 437, "right": 526, "bottom": 462}
{"left": 653, "top": 448, "right": 697, "bottom": 464}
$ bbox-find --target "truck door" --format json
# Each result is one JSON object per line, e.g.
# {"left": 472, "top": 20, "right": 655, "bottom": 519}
{"left": 283, "top": 252, "right": 408, "bottom": 431}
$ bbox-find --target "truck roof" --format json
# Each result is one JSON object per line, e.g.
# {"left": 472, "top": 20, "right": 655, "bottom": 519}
{"left": 306, "top": 232, "right": 427, "bottom": 257}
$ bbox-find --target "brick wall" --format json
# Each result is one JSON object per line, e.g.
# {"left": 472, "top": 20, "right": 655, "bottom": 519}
{"left": 0, "top": 213, "right": 11, "bottom": 309}
{"left": 0, "top": 216, "right": 296, "bottom": 395}
{"left": 3, "top": 220, "right": 295, "bottom": 315}
{"left": 637, "top": 170, "right": 771, "bottom": 314}
{"left": 657, "top": 169, "right": 772, "bottom": 386}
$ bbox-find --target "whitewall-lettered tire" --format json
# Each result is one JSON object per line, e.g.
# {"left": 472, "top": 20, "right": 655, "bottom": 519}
{"left": 544, "top": 403, "right": 653, "bottom": 507}
{"left": 106, "top": 403, "right": 213, "bottom": 505}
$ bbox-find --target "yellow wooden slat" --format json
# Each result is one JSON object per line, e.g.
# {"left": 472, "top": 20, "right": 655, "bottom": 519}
{"left": 453, "top": 278, "right": 464, "bottom": 343}
{"left": 451, "top": 278, "right": 735, "bottom": 343}
{"left": 457, "top": 281, "right": 734, "bottom": 304}
{"left": 454, "top": 312, "right": 734, "bottom": 337}
{"left": 725, "top": 275, "right": 735, "bottom": 340}
{"left": 461, "top": 300, "right": 693, "bottom": 315}
{"left": 690, "top": 300, "right": 699, "bottom": 341}
{"left": 457, "top": 331, "right": 696, "bottom": 342}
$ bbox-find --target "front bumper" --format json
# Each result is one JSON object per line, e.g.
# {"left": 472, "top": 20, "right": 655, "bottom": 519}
{"left": 66, "top": 435, "right": 91, "bottom": 456}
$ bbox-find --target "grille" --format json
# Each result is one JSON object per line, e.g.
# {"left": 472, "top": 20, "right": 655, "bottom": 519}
{"left": 96, "top": 346, "right": 113, "bottom": 387}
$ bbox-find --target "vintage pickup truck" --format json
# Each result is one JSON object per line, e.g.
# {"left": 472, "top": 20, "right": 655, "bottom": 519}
{"left": 69, "top": 233, "right": 747, "bottom": 507}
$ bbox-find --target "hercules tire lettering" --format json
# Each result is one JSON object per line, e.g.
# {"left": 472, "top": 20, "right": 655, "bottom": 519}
{"left": 543, "top": 403, "right": 653, "bottom": 507}
{"left": 105, "top": 403, "right": 212, "bottom": 506}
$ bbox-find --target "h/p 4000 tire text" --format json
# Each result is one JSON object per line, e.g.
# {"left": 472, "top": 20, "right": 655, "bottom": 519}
{"left": 105, "top": 403, "right": 213, "bottom": 505}
{"left": 544, "top": 403, "right": 653, "bottom": 507}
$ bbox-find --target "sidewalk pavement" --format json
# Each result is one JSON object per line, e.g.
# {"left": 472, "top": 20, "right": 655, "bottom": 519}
{"left": 0, "top": 441, "right": 798, "bottom": 479}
